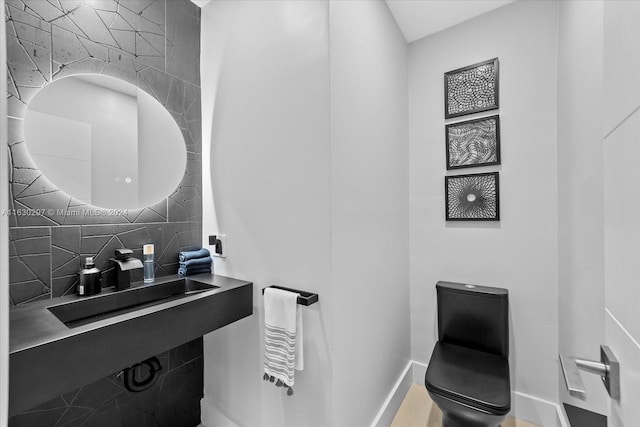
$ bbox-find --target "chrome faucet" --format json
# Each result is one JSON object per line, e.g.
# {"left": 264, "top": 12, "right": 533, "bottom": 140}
{"left": 110, "top": 248, "right": 144, "bottom": 290}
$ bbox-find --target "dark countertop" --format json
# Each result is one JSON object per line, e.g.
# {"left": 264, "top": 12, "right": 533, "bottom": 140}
{"left": 9, "top": 273, "right": 253, "bottom": 416}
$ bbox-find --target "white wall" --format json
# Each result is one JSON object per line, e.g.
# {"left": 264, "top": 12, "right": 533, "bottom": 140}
{"left": 1, "top": 4, "right": 9, "bottom": 425}
{"left": 200, "top": 1, "right": 409, "bottom": 426}
{"left": 201, "top": 2, "right": 334, "bottom": 426}
{"left": 602, "top": 1, "right": 640, "bottom": 426}
{"left": 408, "top": 0, "right": 560, "bottom": 410}
{"left": 328, "top": 1, "right": 410, "bottom": 426}
{"left": 557, "top": 0, "right": 606, "bottom": 415}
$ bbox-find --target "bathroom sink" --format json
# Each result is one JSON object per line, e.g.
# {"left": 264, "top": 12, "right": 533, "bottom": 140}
{"left": 47, "top": 279, "right": 218, "bottom": 327}
{"left": 10, "top": 274, "right": 252, "bottom": 417}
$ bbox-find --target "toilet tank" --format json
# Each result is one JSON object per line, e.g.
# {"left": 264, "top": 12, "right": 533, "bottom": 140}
{"left": 436, "top": 281, "right": 509, "bottom": 358}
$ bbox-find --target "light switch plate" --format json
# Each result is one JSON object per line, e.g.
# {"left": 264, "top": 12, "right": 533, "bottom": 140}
{"left": 213, "top": 234, "right": 226, "bottom": 258}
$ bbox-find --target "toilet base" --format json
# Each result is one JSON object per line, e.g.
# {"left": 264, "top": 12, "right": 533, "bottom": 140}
{"left": 429, "top": 390, "right": 506, "bottom": 427}
{"left": 442, "top": 412, "right": 502, "bottom": 427}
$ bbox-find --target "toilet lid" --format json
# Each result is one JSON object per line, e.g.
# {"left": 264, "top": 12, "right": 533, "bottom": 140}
{"left": 425, "top": 342, "right": 511, "bottom": 415}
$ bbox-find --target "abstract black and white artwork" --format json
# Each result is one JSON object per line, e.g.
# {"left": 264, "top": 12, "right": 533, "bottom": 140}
{"left": 445, "top": 172, "right": 499, "bottom": 221}
{"left": 446, "top": 115, "right": 500, "bottom": 170}
{"left": 445, "top": 58, "right": 499, "bottom": 119}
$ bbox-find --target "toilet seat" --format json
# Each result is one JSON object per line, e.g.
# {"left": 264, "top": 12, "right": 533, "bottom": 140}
{"left": 425, "top": 342, "right": 511, "bottom": 415}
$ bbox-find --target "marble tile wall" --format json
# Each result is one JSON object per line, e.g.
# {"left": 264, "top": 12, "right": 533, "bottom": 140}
{"left": 8, "top": 338, "right": 204, "bottom": 427}
{"left": 6, "top": 1, "right": 205, "bottom": 422}
{"left": 5, "top": 0, "right": 202, "bottom": 306}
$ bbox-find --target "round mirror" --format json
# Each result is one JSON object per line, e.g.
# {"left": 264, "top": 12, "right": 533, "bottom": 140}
{"left": 24, "top": 74, "right": 187, "bottom": 210}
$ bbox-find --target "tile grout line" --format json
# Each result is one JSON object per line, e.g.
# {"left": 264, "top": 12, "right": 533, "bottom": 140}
{"left": 48, "top": 225, "right": 52, "bottom": 299}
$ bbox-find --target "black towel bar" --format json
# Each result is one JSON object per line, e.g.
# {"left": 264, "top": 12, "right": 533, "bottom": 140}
{"left": 262, "top": 285, "right": 319, "bottom": 306}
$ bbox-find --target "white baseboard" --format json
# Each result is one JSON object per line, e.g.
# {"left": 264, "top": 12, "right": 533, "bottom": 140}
{"left": 371, "top": 360, "right": 571, "bottom": 427}
{"left": 201, "top": 360, "right": 571, "bottom": 427}
{"left": 555, "top": 402, "right": 571, "bottom": 427}
{"left": 411, "top": 360, "right": 428, "bottom": 384}
{"left": 370, "top": 360, "right": 413, "bottom": 427}
{"left": 512, "top": 391, "right": 569, "bottom": 427}
{"left": 201, "top": 397, "right": 239, "bottom": 427}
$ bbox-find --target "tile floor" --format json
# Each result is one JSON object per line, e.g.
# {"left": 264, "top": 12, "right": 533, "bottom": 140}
{"left": 391, "top": 384, "right": 540, "bottom": 427}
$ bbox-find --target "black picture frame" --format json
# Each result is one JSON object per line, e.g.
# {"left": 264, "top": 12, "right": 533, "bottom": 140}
{"left": 446, "top": 115, "right": 501, "bottom": 170}
{"left": 444, "top": 58, "right": 499, "bottom": 119}
{"left": 445, "top": 172, "right": 500, "bottom": 221}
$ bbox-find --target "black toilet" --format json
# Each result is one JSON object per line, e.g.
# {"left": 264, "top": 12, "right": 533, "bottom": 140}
{"left": 425, "top": 281, "right": 511, "bottom": 427}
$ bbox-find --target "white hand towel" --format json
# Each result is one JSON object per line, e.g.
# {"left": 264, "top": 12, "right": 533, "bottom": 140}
{"left": 263, "top": 287, "right": 304, "bottom": 395}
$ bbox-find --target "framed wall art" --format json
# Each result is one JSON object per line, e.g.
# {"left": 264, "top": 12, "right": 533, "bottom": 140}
{"left": 446, "top": 115, "right": 500, "bottom": 170}
{"left": 445, "top": 172, "right": 499, "bottom": 221}
{"left": 445, "top": 58, "right": 499, "bottom": 119}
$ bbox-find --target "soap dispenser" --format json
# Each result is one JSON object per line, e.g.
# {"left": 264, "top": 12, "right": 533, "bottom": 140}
{"left": 78, "top": 257, "right": 101, "bottom": 296}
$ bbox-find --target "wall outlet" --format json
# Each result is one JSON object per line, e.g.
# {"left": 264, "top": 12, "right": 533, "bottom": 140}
{"left": 211, "top": 234, "right": 226, "bottom": 258}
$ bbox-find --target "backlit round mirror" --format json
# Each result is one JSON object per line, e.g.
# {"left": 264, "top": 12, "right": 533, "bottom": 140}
{"left": 24, "top": 74, "right": 187, "bottom": 210}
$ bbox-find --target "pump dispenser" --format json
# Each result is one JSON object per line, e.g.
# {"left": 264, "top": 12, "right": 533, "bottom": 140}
{"left": 78, "top": 257, "right": 101, "bottom": 296}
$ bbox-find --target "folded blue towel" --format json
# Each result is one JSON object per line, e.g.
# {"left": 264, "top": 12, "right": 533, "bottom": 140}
{"left": 178, "top": 266, "right": 212, "bottom": 277}
{"left": 178, "top": 261, "right": 212, "bottom": 273}
{"left": 179, "top": 248, "right": 211, "bottom": 262}
{"left": 178, "top": 266, "right": 212, "bottom": 276}
{"left": 179, "top": 256, "right": 213, "bottom": 268}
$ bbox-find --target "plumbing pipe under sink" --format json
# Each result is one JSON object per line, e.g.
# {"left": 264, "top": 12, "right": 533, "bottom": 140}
{"left": 121, "top": 357, "right": 163, "bottom": 392}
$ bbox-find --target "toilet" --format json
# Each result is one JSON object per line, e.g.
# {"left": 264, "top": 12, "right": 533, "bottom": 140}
{"left": 425, "top": 281, "right": 511, "bottom": 427}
